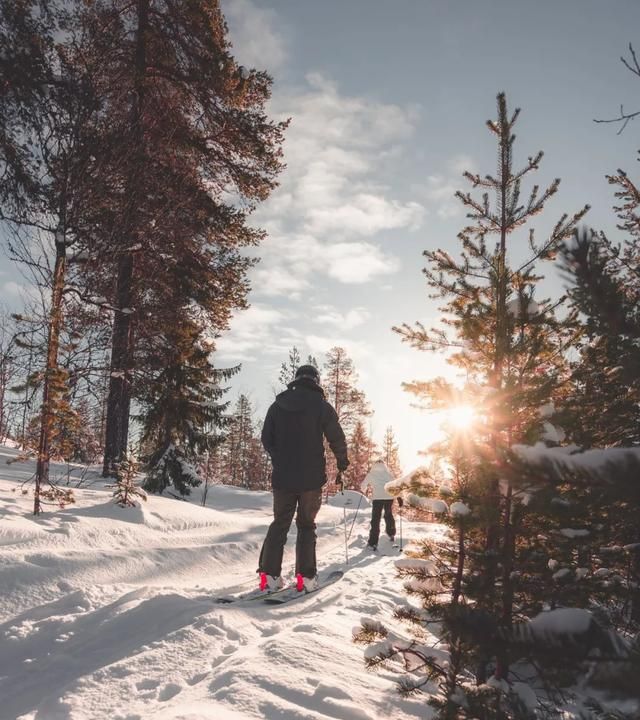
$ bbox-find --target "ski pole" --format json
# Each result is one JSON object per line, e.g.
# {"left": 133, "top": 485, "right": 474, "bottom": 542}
{"left": 336, "top": 472, "right": 349, "bottom": 565}
{"left": 398, "top": 495, "right": 404, "bottom": 551}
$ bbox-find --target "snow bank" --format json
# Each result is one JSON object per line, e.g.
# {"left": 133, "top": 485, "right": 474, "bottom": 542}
{"left": 0, "top": 447, "right": 438, "bottom": 720}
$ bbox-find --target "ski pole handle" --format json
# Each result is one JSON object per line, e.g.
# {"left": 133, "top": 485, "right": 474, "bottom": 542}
{"left": 336, "top": 472, "right": 344, "bottom": 493}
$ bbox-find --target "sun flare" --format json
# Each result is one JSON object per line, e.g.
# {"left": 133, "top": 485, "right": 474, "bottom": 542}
{"left": 443, "top": 404, "right": 476, "bottom": 430}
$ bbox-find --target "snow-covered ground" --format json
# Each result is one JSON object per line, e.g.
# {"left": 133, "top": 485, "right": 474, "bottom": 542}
{"left": 0, "top": 446, "right": 440, "bottom": 720}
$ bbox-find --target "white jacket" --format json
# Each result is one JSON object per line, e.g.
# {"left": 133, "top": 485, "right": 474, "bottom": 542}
{"left": 361, "top": 462, "right": 395, "bottom": 501}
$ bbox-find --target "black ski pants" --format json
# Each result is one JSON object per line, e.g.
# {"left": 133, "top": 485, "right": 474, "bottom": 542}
{"left": 259, "top": 487, "right": 323, "bottom": 579}
{"left": 367, "top": 499, "right": 396, "bottom": 547}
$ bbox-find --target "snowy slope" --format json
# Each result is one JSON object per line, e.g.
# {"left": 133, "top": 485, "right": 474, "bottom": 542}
{"left": 0, "top": 446, "right": 438, "bottom": 720}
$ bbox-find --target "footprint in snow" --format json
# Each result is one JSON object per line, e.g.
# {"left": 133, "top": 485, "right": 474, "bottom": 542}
{"left": 261, "top": 623, "right": 280, "bottom": 637}
{"left": 292, "top": 623, "right": 318, "bottom": 633}
{"left": 202, "top": 623, "right": 224, "bottom": 637}
{"left": 158, "top": 683, "right": 182, "bottom": 702}
{"left": 312, "top": 682, "right": 351, "bottom": 701}
{"left": 24, "top": 553, "right": 56, "bottom": 567}
{"left": 186, "top": 672, "right": 208, "bottom": 686}
{"left": 210, "top": 643, "right": 237, "bottom": 670}
{"left": 224, "top": 627, "right": 241, "bottom": 642}
{"left": 136, "top": 678, "right": 160, "bottom": 691}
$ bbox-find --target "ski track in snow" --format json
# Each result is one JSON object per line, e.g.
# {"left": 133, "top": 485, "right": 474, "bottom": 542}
{"left": 0, "top": 447, "right": 435, "bottom": 720}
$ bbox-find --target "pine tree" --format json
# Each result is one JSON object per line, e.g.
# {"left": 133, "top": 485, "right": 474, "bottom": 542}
{"left": 278, "top": 347, "right": 318, "bottom": 386}
{"left": 392, "top": 92, "right": 589, "bottom": 696}
{"left": 322, "top": 347, "right": 370, "bottom": 431}
{"left": 560, "top": 189, "right": 640, "bottom": 448}
{"left": 344, "top": 420, "right": 376, "bottom": 489}
{"left": 86, "top": 0, "right": 287, "bottom": 475}
{"left": 112, "top": 455, "right": 147, "bottom": 507}
{"left": 322, "top": 346, "right": 371, "bottom": 491}
{"left": 558, "top": 170, "right": 640, "bottom": 623}
{"left": 245, "top": 435, "right": 271, "bottom": 490}
{"left": 140, "top": 318, "right": 238, "bottom": 496}
{"left": 0, "top": 0, "right": 103, "bottom": 512}
{"left": 278, "top": 347, "right": 301, "bottom": 386}
{"left": 382, "top": 426, "right": 402, "bottom": 478}
{"left": 220, "top": 394, "right": 255, "bottom": 488}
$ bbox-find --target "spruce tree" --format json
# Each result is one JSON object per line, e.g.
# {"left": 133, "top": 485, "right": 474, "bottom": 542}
{"left": 278, "top": 347, "right": 319, "bottom": 386}
{"left": 278, "top": 347, "right": 302, "bottom": 386}
{"left": 219, "top": 394, "right": 256, "bottom": 488}
{"left": 112, "top": 456, "right": 147, "bottom": 507}
{"left": 558, "top": 170, "right": 640, "bottom": 624}
{"left": 392, "top": 92, "right": 589, "bottom": 700}
{"left": 140, "top": 317, "right": 238, "bottom": 496}
{"left": 344, "top": 420, "right": 376, "bottom": 489}
{"left": 322, "top": 346, "right": 371, "bottom": 491}
{"left": 85, "top": 0, "right": 287, "bottom": 475}
{"left": 560, "top": 182, "right": 640, "bottom": 448}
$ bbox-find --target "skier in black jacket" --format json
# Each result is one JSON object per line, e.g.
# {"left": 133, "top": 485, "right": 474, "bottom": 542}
{"left": 258, "top": 364, "right": 349, "bottom": 593}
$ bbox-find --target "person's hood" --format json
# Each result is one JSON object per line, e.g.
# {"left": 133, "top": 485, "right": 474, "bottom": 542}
{"left": 275, "top": 378, "right": 324, "bottom": 412}
{"left": 365, "top": 462, "right": 395, "bottom": 485}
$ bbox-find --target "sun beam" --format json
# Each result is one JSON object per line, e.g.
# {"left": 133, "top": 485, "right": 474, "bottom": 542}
{"left": 443, "top": 404, "right": 476, "bottom": 430}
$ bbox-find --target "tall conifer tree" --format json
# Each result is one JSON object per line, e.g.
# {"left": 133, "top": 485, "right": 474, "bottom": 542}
{"left": 140, "top": 316, "right": 238, "bottom": 496}
{"left": 393, "top": 93, "right": 589, "bottom": 691}
{"left": 322, "top": 347, "right": 370, "bottom": 491}
{"left": 84, "top": 0, "right": 287, "bottom": 475}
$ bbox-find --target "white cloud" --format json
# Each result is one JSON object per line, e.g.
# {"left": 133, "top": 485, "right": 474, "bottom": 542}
{"left": 271, "top": 77, "right": 424, "bottom": 238}
{"left": 3, "top": 281, "right": 23, "bottom": 296}
{"left": 250, "top": 73, "right": 425, "bottom": 294}
{"left": 252, "top": 233, "right": 399, "bottom": 291}
{"left": 424, "top": 175, "right": 461, "bottom": 219}
{"left": 305, "top": 334, "right": 371, "bottom": 363}
{"left": 216, "top": 304, "right": 298, "bottom": 361}
{"left": 251, "top": 265, "right": 308, "bottom": 298}
{"left": 222, "top": 0, "right": 287, "bottom": 72}
{"left": 324, "top": 242, "right": 400, "bottom": 283}
{"left": 448, "top": 154, "right": 476, "bottom": 176}
{"left": 314, "top": 306, "right": 370, "bottom": 330}
{"left": 305, "top": 194, "right": 423, "bottom": 236}
{"left": 417, "top": 154, "right": 477, "bottom": 220}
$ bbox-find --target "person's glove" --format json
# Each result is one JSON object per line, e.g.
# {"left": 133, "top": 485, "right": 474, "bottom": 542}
{"left": 338, "top": 459, "right": 350, "bottom": 472}
{"left": 397, "top": 496, "right": 404, "bottom": 508}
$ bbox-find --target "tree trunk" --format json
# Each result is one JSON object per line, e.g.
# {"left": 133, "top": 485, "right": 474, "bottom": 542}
{"left": 21, "top": 337, "right": 33, "bottom": 450}
{"left": 103, "top": 252, "right": 134, "bottom": 475}
{"left": 484, "top": 102, "right": 511, "bottom": 607}
{"left": 496, "top": 482, "right": 515, "bottom": 680}
{"left": 34, "top": 236, "right": 67, "bottom": 514}
{"left": 452, "top": 522, "right": 466, "bottom": 606}
{"left": 102, "top": 0, "right": 149, "bottom": 476}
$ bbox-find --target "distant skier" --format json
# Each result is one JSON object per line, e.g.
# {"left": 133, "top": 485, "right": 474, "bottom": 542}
{"left": 259, "top": 364, "right": 349, "bottom": 593}
{"left": 361, "top": 460, "right": 397, "bottom": 550}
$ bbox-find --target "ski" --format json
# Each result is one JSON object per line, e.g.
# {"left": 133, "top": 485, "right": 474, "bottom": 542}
{"left": 262, "top": 570, "right": 344, "bottom": 605}
{"left": 214, "top": 580, "right": 296, "bottom": 604}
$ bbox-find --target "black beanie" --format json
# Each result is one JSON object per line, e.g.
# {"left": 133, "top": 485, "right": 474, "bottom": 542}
{"left": 295, "top": 364, "right": 320, "bottom": 383}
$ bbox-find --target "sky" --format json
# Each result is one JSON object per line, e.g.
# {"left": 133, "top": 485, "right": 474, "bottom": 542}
{"left": 214, "top": 0, "right": 640, "bottom": 468}
{"left": 2, "top": 0, "right": 640, "bottom": 470}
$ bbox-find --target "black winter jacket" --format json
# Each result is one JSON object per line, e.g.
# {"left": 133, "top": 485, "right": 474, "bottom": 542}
{"left": 261, "top": 378, "right": 349, "bottom": 491}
